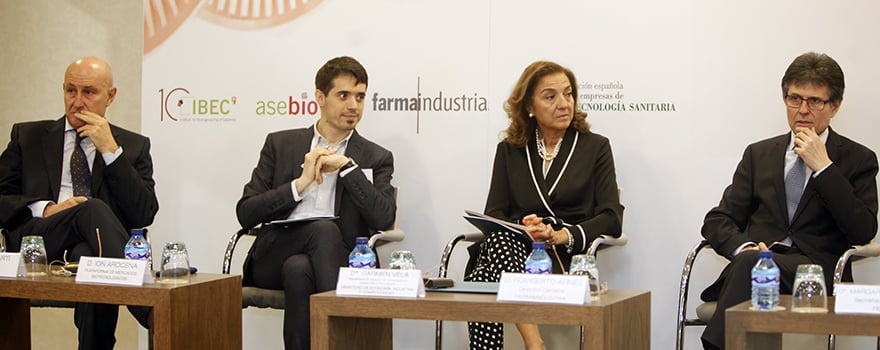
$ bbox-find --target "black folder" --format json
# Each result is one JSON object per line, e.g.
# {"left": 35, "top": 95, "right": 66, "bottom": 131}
{"left": 462, "top": 210, "right": 533, "bottom": 241}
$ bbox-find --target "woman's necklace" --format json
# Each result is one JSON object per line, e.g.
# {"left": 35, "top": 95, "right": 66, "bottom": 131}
{"left": 536, "top": 129, "right": 561, "bottom": 161}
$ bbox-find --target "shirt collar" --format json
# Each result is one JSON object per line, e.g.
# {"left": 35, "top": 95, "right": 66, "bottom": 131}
{"left": 311, "top": 123, "right": 353, "bottom": 151}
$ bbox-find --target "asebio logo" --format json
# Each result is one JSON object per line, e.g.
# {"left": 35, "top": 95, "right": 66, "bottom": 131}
{"left": 255, "top": 92, "right": 319, "bottom": 116}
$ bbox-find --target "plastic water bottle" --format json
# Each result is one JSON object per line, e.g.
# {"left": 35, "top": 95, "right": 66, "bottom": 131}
{"left": 751, "top": 250, "right": 780, "bottom": 311}
{"left": 124, "top": 228, "right": 151, "bottom": 261}
{"left": 348, "top": 237, "right": 377, "bottom": 269}
{"left": 524, "top": 241, "right": 551, "bottom": 274}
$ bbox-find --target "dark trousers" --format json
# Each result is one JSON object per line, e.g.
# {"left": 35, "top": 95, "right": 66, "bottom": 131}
{"left": 247, "top": 220, "right": 349, "bottom": 350}
{"left": 700, "top": 249, "right": 812, "bottom": 350}
{"left": 10, "top": 199, "right": 150, "bottom": 350}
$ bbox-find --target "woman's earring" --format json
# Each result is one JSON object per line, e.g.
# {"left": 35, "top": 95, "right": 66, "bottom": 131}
{"left": 528, "top": 113, "right": 534, "bottom": 118}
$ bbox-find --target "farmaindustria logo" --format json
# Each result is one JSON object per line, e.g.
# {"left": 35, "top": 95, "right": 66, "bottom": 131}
{"left": 370, "top": 77, "right": 488, "bottom": 133}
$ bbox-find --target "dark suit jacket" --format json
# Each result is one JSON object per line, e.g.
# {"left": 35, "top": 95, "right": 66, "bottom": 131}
{"left": 703, "top": 127, "right": 878, "bottom": 284}
{"left": 0, "top": 117, "right": 159, "bottom": 244}
{"left": 236, "top": 127, "right": 396, "bottom": 250}
{"left": 470, "top": 128, "right": 623, "bottom": 271}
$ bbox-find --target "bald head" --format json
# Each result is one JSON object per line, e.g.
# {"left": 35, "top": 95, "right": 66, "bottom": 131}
{"left": 66, "top": 56, "right": 114, "bottom": 87}
{"left": 63, "top": 56, "right": 117, "bottom": 128}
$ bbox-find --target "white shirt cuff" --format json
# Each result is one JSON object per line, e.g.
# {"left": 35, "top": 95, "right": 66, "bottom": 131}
{"left": 28, "top": 200, "right": 53, "bottom": 218}
{"left": 812, "top": 161, "right": 833, "bottom": 177}
{"left": 102, "top": 146, "right": 123, "bottom": 165}
{"left": 733, "top": 242, "right": 757, "bottom": 256}
{"left": 340, "top": 164, "right": 359, "bottom": 177}
{"left": 291, "top": 180, "right": 303, "bottom": 202}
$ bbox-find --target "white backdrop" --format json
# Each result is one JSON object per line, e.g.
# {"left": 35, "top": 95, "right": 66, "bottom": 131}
{"left": 142, "top": 0, "right": 880, "bottom": 348}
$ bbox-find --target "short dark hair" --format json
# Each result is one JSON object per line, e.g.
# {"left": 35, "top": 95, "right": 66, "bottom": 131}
{"left": 315, "top": 56, "right": 368, "bottom": 95}
{"left": 781, "top": 52, "right": 845, "bottom": 103}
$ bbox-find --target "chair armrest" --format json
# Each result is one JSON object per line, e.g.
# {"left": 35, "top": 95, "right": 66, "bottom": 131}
{"left": 438, "top": 232, "right": 484, "bottom": 278}
{"left": 222, "top": 228, "right": 254, "bottom": 274}
{"left": 587, "top": 232, "right": 629, "bottom": 257}
{"left": 853, "top": 242, "right": 880, "bottom": 258}
{"left": 833, "top": 242, "right": 880, "bottom": 286}
{"left": 675, "top": 239, "right": 713, "bottom": 348}
{"left": 368, "top": 228, "right": 405, "bottom": 248}
{"left": 1, "top": 228, "right": 7, "bottom": 252}
{"left": 461, "top": 231, "right": 485, "bottom": 242}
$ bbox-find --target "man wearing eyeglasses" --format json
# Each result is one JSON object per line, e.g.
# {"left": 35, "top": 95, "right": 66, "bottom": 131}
{"left": 699, "top": 52, "right": 878, "bottom": 350}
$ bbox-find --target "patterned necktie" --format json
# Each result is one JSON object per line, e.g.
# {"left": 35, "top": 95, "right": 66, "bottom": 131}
{"left": 70, "top": 134, "right": 92, "bottom": 197}
{"left": 784, "top": 156, "right": 805, "bottom": 223}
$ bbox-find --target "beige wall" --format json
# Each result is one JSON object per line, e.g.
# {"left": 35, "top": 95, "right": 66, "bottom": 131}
{"left": 0, "top": 0, "right": 143, "bottom": 146}
{"left": 0, "top": 1, "right": 143, "bottom": 348}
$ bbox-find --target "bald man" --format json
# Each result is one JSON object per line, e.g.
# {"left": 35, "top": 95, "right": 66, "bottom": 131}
{"left": 0, "top": 56, "right": 159, "bottom": 350}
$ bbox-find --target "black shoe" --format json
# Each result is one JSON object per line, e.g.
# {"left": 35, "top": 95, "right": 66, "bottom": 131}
{"left": 701, "top": 338, "right": 722, "bottom": 350}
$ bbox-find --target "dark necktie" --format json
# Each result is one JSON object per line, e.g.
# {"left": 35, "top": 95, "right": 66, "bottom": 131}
{"left": 785, "top": 156, "right": 805, "bottom": 223}
{"left": 70, "top": 134, "right": 92, "bottom": 197}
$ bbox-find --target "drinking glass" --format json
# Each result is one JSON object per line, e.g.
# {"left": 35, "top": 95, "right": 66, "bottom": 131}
{"left": 388, "top": 250, "right": 417, "bottom": 270}
{"left": 20, "top": 235, "right": 48, "bottom": 277}
{"left": 158, "top": 242, "right": 190, "bottom": 284}
{"left": 0, "top": 232, "right": 6, "bottom": 252}
{"left": 569, "top": 254, "right": 599, "bottom": 296}
{"left": 791, "top": 264, "right": 827, "bottom": 313}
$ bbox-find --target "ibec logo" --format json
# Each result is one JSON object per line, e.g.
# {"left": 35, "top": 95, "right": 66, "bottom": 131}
{"left": 255, "top": 92, "right": 319, "bottom": 116}
{"left": 158, "top": 88, "right": 238, "bottom": 121}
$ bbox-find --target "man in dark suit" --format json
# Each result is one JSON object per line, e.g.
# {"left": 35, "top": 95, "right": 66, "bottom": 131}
{"left": 0, "top": 56, "right": 159, "bottom": 349}
{"left": 236, "top": 56, "right": 396, "bottom": 350}
{"left": 700, "top": 52, "right": 878, "bottom": 349}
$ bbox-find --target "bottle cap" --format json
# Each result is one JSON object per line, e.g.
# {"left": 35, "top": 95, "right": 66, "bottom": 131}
{"left": 131, "top": 228, "right": 145, "bottom": 236}
{"left": 356, "top": 236, "right": 369, "bottom": 245}
{"left": 759, "top": 250, "right": 772, "bottom": 258}
{"left": 532, "top": 241, "right": 545, "bottom": 250}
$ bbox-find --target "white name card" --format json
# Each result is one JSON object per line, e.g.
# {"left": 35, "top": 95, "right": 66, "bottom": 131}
{"left": 835, "top": 284, "right": 880, "bottom": 315}
{"left": 0, "top": 253, "right": 22, "bottom": 278}
{"left": 497, "top": 272, "right": 590, "bottom": 305}
{"left": 336, "top": 267, "right": 425, "bottom": 298}
{"left": 75, "top": 257, "right": 151, "bottom": 286}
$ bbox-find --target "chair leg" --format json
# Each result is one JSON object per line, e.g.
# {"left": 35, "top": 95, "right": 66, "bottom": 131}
{"left": 579, "top": 325, "right": 585, "bottom": 350}
{"left": 435, "top": 320, "right": 442, "bottom": 350}
{"left": 827, "top": 334, "right": 835, "bottom": 350}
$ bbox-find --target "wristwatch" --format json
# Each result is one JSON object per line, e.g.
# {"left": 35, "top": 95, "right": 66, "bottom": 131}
{"left": 340, "top": 158, "right": 357, "bottom": 172}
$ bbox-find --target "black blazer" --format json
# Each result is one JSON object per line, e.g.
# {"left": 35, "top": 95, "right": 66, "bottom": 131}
{"left": 0, "top": 117, "right": 159, "bottom": 239}
{"left": 236, "top": 127, "right": 396, "bottom": 249}
{"left": 703, "top": 127, "right": 878, "bottom": 283}
{"left": 470, "top": 128, "right": 623, "bottom": 271}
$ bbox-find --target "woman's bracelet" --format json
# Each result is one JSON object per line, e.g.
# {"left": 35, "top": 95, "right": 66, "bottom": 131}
{"left": 563, "top": 228, "right": 574, "bottom": 253}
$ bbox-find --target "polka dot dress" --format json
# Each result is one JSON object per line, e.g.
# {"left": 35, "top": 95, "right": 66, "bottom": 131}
{"left": 465, "top": 231, "right": 528, "bottom": 350}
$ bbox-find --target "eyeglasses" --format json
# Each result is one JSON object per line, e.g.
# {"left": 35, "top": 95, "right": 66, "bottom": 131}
{"left": 785, "top": 94, "right": 831, "bottom": 111}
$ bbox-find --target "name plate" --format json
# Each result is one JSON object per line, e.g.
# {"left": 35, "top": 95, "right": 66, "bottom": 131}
{"left": 0, "top": 253, "right": 22, "bottom": 277}
{"left": 497, "top": 272, "right": 590, "bottom": 305}
{"left": 835, "top": 284, "right": 880, "bottom": 315}
{"left": 336, "top": 267, "right": 425, "bottom": 298}
{"left": 75, "top": 257, "right": 151, "bottom": 286}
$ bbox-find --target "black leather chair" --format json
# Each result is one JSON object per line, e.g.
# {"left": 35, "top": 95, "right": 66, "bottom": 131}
{"left": 221, "top": 224, "right": 405, "bottom": 308}
{"left": 675, "top": 239, "right": 880, "bottom": 350}
{"left": 221, "top": 187, "right": 405, "bottom": 310}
